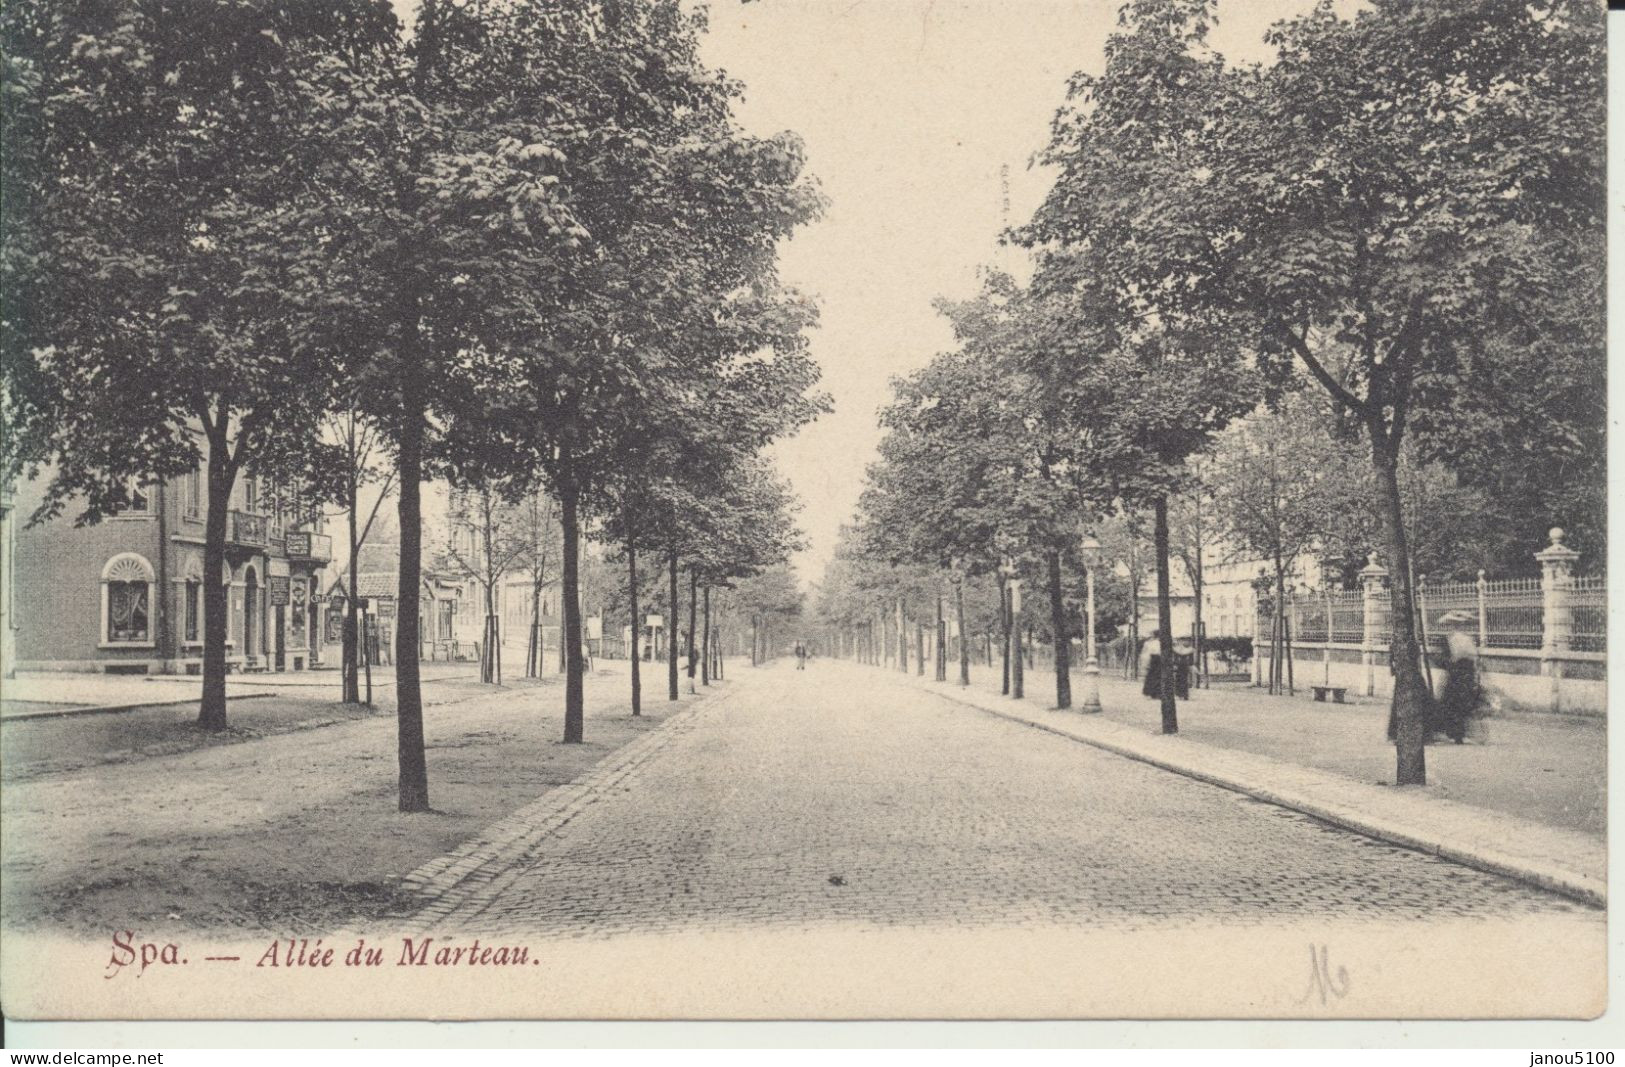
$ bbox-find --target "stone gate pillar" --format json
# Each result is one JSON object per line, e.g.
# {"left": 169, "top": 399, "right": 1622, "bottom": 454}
{"left": 1536, "top": 527, "right": 1579, "bottom": 713}
{"left": 1359, "top": 554, "right": 1389, "bottom": 698}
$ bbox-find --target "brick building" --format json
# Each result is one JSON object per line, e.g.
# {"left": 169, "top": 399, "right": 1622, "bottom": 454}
{"left": 9, "top": 444, "right": 333, "bottom": 675}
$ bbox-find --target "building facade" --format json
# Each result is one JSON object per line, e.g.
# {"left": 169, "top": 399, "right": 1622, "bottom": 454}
{"left": 9, "top": 445, "right": 333, "bottom": 675}
{"left": 1, "top": 480, "right": 15, "bottom": 678}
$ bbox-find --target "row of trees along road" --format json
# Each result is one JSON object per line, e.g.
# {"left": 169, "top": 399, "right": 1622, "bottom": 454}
{"left": 1, "top": 0, "right": 828, "bottom": 811}
{"left": 829, "top": 0, "right": 1602, "bottom": 788}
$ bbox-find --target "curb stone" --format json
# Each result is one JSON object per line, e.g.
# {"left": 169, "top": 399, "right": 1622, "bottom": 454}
{"left": 0, "top": 692, "right": 275, "bottom": 723}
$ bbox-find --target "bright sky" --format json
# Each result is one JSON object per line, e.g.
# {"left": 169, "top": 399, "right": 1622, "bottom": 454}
{"left": 696, "top": 0, "right": 1321, "bottom": 587}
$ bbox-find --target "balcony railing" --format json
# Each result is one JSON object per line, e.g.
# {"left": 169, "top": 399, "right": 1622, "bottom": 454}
{"left": 229, "top": 510, "right": 268, "bottom": 548}
{"left": 286, "top": 531, "right": 333, "bottom": 563}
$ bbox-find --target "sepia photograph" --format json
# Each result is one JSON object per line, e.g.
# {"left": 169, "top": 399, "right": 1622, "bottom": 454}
{"left": 0, "top": 0, "right": 1609, "bottom": 1034}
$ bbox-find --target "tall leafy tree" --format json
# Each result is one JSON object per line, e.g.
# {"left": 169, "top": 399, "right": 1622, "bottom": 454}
{"left": 1120, "top": 0, "right": 1602, "bottom": 781}
{"left": 0, "top": 0, "right": 391, "bottom": 729}
{"left": 1017, "top": 0, "right": 1266, "bottom": 733}
{"left": 317, "top": 0, "right": 653, "bottom": 806}
{"left": 465, "top": 0, "right": 825, "bottom": 742}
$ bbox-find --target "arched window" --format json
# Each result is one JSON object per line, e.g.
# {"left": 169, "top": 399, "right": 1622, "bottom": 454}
{"left": 182, "top": 559, "right": 203, "bottom": 644}
{"left": 101, "top": 553, "right": 155, "bottom": 645}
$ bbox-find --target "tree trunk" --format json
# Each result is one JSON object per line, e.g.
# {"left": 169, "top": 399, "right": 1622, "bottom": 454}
{"left": 342, "top": 460, "right": 360, "bottom": 704}
{"left": 198, "top": 434, "right": 235, "bottom": 730}
{"left": 1011, "top": 603, "right": 1024, "bottom": 700}
{"left": 896, "top": 599, "right": 907, "bottom": 673}
{"left": 557, "top": 600, "right": 567, "bottom": 675}
{"left": 1129, "top": 537, "right": 1141, "bottom": 679}
{"left": 1267, "top": 552, "right": 1280, "bottom": 695}
{"left": 627, "top": 532, "right": 641, "bottom": 716}
{"left": 527, "top": 583, "right": 541, "bottom": 678}
{"left": 686, "top": 569, "right": 698, "bottom": 692}
{"left": 395, "top": 383, "right": 430, "bottom": 812}
{"left": 934, "top": 594, "right": 945, "bottom": 682}
{"left": 667, "top": 544, "right": 679, "bottom": 701}
{"left": 702, "top": 586, "right": 712, "bottom": 686}
{"left": 1154, "top": 494, "right": 1178, "bottom": 735}
{"left": 1373, "top": 433, "right": 1428, "bottom": 786}
{"left": 998, "top": 576, "right": 1011, "bottom": 695}
{"left": 1046, "top": 547, "right": 1071, "bottom": 709}
{"left": 1193, "top": 487, "right": 1207, "bottom": 689}
{"left": 956, "top": 582, "right": 970, "bottom": 686}
{"left": 482, "top": 582, "right": 497, "bottom": 685}
{"left": 560, "top": 475, "right": 584, "bottom": 743}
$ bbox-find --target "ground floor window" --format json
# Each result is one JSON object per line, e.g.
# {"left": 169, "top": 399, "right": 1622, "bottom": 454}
{"left": 185, "top": 579, "right": 200, "bottom": 642}
{"left": 101, "top": 553, "right": 155, "bottom": 645}
{"left": 109, "top": 582, "right": 149, "bottom": 641}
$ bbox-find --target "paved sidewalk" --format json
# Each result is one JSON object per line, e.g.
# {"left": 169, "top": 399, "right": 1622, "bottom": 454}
{"left": 1091, "top": 672, "right": 1605, "bottom": 836}
{"left": 889, "top": 664, "right": 1605, "bottom": 908}
{"left": 0, "top": 661, "right": 487, "bottom": 719}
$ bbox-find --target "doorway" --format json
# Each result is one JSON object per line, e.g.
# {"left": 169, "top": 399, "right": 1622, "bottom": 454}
{"left": 243, "top": 568, "right": 259, "bottom": 668}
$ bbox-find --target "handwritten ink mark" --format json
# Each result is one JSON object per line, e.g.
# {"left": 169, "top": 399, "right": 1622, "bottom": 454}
{"left": 1297, "top": 943, "right": 1351, "bottom": 1007}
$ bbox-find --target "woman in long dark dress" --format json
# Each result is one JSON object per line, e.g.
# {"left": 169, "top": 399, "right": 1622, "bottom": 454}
{"left": 1436, "top": 615, "right": 1484, "bottom": 743}
{"left": 1387, "top": 612, "right": 1480, "bottom": 743}
{"left": 1141, "top": 634, "right": 1191, "bottom": 701}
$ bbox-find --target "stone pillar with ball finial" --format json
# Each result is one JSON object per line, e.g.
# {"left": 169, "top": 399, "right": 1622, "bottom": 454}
{"left": 1359, "top": 553, "right": 1389, "bottom": 698}
{"left": 1536, "top": 526, "right": 1580, "bottom": 713}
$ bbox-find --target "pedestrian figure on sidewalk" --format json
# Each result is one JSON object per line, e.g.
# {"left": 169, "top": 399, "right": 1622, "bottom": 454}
{"left": 1435, "top": 611, "right": 1488, "bottom": 744}
{"left": 795, "top": 641, "right": 807, "bottom": 670}
{"left": 1385, "top": 612, "right": 1485, "bottom": 745}
{"left": 1140, "top": 631, "right": 1190, "bottom": 701}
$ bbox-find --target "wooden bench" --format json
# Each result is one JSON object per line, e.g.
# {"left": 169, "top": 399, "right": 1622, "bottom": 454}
{"left": 1312, "top": 685, "right": 1347, "bottom": 704}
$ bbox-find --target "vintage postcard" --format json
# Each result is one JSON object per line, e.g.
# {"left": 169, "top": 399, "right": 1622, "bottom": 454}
{"left": 0, "top": 0, "right": 1607, "bottom": 1023}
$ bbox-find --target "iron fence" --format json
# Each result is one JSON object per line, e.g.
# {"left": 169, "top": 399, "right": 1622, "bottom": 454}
{"left": 1571, "top": 574, "right": 1606, "bottom": 654}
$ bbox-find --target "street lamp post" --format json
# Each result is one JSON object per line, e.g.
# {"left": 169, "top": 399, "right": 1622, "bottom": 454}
{"left": 950, "top": 558, "right": 970, "bottom": 687}
{"left": 1001, "top": 556, "right": 1025, "bottom": 700}
{"left": 1079, "top": 533, "right": 1103, "bottom": 713}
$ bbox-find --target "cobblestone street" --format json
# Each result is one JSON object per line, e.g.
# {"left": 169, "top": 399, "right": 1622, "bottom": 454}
{"left": 423, "top": 660, "right": 1596, "bottom": 938}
